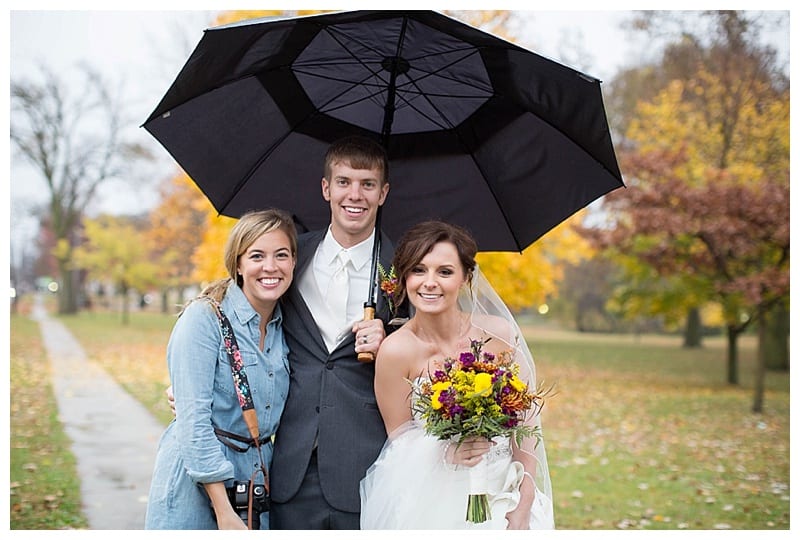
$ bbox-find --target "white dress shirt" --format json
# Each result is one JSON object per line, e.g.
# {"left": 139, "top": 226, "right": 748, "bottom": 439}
{"left": 299, "top": 227, "right": 375, "bottom": 351}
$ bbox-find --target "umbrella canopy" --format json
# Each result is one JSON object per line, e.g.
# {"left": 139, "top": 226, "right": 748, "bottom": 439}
{"left": 144, "top": 9, "right": 623, "bottom": 251}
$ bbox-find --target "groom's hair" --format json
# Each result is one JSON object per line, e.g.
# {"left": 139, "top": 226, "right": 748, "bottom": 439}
{"left": 392, "top": 220, "right": 477, "bottom": 307}
{"left": 324, "top": 135, "right": 389, "bottom": 185}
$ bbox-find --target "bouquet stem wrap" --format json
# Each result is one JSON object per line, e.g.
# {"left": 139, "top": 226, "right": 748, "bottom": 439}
{"left": 466, "top": 456, "right": 491, "bottom": 523}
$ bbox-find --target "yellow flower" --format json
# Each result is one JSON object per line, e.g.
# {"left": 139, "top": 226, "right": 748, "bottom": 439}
{"left": 509, "top": 375, "right": 527, "bottom": 392}
{"left": 474, "top": 373, "right": 493, "bottom": 395}
{"left": 432, "top": 381, "right": 451, "bottom": 392}
{"left": 431, "top": 391, "right": 444, "bottom": 409}
{"left": 431, "top": 381, "right": 451, "bottom": 410}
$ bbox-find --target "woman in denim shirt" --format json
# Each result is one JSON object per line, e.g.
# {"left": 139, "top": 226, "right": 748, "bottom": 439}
{"left": 145, "top": 209, "right": 296, "bottom": 529}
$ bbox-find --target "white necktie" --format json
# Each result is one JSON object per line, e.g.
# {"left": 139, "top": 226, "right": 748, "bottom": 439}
{"left": 328, "top": 250, "right": 350, "bottom": 328}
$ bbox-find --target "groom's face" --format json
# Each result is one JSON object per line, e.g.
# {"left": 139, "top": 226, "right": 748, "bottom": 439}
{"left": 322, "top": 159, "right": 390, "bottom": 247}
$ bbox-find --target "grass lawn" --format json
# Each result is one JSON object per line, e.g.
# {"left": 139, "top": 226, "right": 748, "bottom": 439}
{"left": 49, "top": 308, "right": 790, "bottom": 530}
{"left": 526, "top": 326, "right": 790, "bottom": 530}
{"left": 9, "top": 313, "right": 88, "bottom": 529}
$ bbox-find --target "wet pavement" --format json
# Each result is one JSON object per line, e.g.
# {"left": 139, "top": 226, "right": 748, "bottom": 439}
{"left": 32, "top": 297, "right": 164, "bottom": 529}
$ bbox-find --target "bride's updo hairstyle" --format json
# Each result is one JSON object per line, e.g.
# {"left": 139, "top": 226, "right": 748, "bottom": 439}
{"left": 392, "top": 220, "right": 477, "bottom": 307}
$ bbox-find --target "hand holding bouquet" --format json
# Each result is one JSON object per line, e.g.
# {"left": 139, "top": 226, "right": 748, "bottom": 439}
{"left": 410, "top": 338, "right": 548, "bottom": 523}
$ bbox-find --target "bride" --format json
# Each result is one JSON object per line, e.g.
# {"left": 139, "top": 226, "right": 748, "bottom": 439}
{"left": 360, "top": 220, "right": 554, "bottom": 529}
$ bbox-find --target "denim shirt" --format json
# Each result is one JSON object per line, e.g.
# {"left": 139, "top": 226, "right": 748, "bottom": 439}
{"left": 171, "top": 285, "right": 289, "bottom": 482}
{"left": 145, "top": 285, "right": 290, "bottom": 529}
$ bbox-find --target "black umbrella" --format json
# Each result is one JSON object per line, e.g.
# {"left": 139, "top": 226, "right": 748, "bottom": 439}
{"left": 144, "top": 9, "right": 623, "bottom": 326}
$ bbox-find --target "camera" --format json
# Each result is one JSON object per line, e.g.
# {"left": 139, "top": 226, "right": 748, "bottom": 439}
{"left": 227, "top": 480, "right": 270, "bottom": 529}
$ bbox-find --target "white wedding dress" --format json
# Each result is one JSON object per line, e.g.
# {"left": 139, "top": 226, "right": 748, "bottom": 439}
{"left": 359, "top": 416, "right": 554, "bottom": 529}
{"left": 360, "top": 267, "right": 554, "bottom": 530}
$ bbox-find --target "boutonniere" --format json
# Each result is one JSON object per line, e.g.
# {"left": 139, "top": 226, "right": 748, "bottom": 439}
{"left": 378, "top": 263, "right": 398, "bottom": 316}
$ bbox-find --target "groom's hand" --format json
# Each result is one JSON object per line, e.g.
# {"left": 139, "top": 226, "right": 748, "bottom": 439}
{"left": 353, "top": 318, "right": 386, "bottom": 356}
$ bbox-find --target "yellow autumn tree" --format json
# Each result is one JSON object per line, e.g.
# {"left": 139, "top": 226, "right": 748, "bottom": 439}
{"left": 627, "top": 76, "right": 789, "bottom": 188}
{"left": 190, "top": 211, "right": 239, "bottom": 285}
{"left": 73, "top": 215, "right": 160, "bottom": 324}
{"left": 477, "top": 212, "right": 594, "bottom": 312}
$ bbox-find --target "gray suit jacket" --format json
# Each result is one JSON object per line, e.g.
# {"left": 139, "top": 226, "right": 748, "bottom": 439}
{"left": 270, "top": 229, "right": 397, "bottom": 513}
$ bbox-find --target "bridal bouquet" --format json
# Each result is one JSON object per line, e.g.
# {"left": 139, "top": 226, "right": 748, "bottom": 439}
{"left": 410, "top": 338, "right": 546, "bottom": 523}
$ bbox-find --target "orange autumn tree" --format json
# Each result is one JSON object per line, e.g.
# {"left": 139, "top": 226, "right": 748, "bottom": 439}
{"left": 590, "top": 10, "right": 790, "bottom": 385}
{"left": 213, "top": 9, "right": 331, "bottom": 28}
{"left": 146, "top": 171, "right": 208, "bottom": 311}
{"left": 190, "top": 212, "right": 239, "bottom": 285}
{"left": 477, "top": 214, "right": 594, "bottom": 312}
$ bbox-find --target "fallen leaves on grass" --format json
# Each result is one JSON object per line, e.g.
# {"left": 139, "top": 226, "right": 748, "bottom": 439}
{"left": 540, "top": 359, "right": 789, "bottom": 530}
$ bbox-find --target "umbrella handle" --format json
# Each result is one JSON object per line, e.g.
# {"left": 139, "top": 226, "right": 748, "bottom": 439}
{"left": 357, "top": 306, "right": 376, "bottom": 363}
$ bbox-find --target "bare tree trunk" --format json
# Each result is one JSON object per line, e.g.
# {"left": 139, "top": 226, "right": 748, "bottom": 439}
{"left": 120, "top": 285, "right": 130, "bottom": 325}
{"left": 161, "top": 288, "right": 170, "bottom": 314}
{"left": 57, "top": 262, "right": 79, "bottom": 315}
{"left": 764, "top": 301, "right": 789, "bottom": 371}
{"left": 683, "top": 306, "right": 703, "bottom": 348}
{"left": 752, "top": 318, "right": 767, "bottom": 413}
{"left": 726, "top": 325, "right": 739, "bottom": 385}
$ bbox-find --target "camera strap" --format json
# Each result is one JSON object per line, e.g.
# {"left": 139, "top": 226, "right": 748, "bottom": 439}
{"left": 204, "top": 297, "right": 271, "bottom": 529}
{"left": 213, "top": 426, "right": 272, "bottom": 453}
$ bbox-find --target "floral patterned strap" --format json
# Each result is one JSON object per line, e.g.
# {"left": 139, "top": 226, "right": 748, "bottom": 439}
{"left": 205, "top": 298, "right": 254, "bottom": 412}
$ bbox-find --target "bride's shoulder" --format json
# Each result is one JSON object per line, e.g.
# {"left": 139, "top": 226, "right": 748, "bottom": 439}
{"left": 376, "top": 329, "right": 428, "bottom": 379}
{"left": 377, "top": 326, "right": 420, "bottom": 361}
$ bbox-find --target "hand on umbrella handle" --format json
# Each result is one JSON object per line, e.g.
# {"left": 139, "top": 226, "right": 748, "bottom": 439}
{"left": 357, "top": 306, "right": 376, "bottom": 363}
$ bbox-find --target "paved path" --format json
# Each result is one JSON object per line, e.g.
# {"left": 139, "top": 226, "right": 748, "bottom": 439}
{"left": 32, "top": 297, "right": 165, "bottom": 529}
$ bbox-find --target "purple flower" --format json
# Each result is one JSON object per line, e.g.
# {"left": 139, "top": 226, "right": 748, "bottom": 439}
{"left": 460, "top": 352, "right": 475, "bottom": 367}
{"left": 450, "top": 404, "right": 465, "bottom": 416}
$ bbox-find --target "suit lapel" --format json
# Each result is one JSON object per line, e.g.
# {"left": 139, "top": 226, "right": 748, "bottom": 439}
{"left": 329, "top": 231, "right": 397, "bottom": 356}
{"left": 289, "top": 229, "right": 398, "bottom": 357}
{"left": 288, "top": 231, "right": 328, "bottom": 355}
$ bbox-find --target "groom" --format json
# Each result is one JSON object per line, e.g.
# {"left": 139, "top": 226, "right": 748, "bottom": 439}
{"left": 269, "top": 135, "right": 398, "bottom": 529}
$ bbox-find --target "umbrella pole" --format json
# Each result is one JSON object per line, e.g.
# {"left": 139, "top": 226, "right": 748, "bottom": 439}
{"left": 357, "top": 206, "right": 382, "bottom": 363}
{"left": 358, "top": 17, "right": 406, "bottom": 363}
